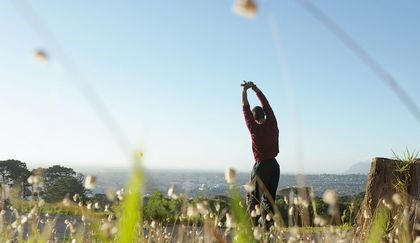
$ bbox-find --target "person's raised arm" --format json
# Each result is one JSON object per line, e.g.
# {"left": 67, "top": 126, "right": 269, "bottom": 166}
{"left": 242, "top": 88, "right": 249, "bottom": 106}
{"left": 241, "top": 80, "right": 254, "bottom": 106}
{"left": 252, "top": 84, "right": 277, "bottom": 123}
{"left": 241, "top": 81, "right": 256, "bottom": 130}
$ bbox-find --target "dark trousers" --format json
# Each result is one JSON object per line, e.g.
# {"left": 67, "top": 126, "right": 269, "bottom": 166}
{"left": 247, "top": 158, "right": 280, "bottom": 226}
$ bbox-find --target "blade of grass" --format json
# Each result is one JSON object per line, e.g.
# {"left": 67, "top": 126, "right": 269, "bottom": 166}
{"left": 116, "top": 153, "right": 144, "bottom": 243}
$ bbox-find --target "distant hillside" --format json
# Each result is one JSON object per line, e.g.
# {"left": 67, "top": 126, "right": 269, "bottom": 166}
{"left": 345, "top": 161, "right": 371, "bottom": 174}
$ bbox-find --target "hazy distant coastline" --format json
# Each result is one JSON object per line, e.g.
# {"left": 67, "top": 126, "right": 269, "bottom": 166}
{"left": 77, "top": 168, "right": 368, "bottom": 198}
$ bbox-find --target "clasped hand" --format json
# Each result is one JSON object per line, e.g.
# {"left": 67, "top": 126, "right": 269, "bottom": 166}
{"left": 241, "top": 80, "right": 255, "bottom": 90}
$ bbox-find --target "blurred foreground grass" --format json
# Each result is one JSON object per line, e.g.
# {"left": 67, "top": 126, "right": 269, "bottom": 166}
{"left": 1, "top": 152, "right": 418, "bottom": 242}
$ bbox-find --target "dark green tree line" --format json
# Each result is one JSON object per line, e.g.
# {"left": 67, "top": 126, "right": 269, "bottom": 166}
{"left": 0, "top": 160, "right": 87, "bottom": 203}
{"left": 0, "top": 160, "right": 31, "bottom": 199}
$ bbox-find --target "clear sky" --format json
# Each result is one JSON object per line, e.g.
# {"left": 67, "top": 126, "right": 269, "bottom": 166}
{"left": 0, "top": 0, "right": 419, "bottom": 173}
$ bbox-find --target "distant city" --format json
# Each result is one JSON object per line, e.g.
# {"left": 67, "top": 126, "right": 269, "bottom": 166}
{"left": 79, "top": 168, "right": 368, "bottom": 198}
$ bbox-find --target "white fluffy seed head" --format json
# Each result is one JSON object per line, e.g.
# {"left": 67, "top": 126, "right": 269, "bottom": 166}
{"left": 27, "top": 175, "right": 34, "bottom": 184}
{"left": 38, "top": 199, "right": 45, "bottom": 207}
{"left": 392, "top": 193, "right": 402, "bottom": 205}
{"left": 288, "top": 207, "right": 294, "bottom": 216}
{"left": 20, "top": 216, "right": 28, "bottom": 224}
{"left": 84, "top": 175, "right": 97, "bottom": 190}
{"left": 225, "top": 213, "right": 235, "bottom": 228}
{"left": 187, "top": 205, "right": 198, "bottom": 218}
{"left": 253, "top": 227, "right": 262, "bottom": 240}
{"left": 283, "top": 196, "right": 289, "bottom": 205}
{"left": 196, "top": 203, "right": 206, "bottom": 214}
{"left": 215, "top": 203, "right": 220, "bottom": 212}
{"left": 33, "top": 49, "right": 49, "bottom": 63}
{"left": 323, "top": 190, "right": 337, "bottom": 205}
{"left": 225, "top": 168, "right": 236, "bottom": 184}
{"left": 62, "top": 198, "right": 72, "bottom": 207}
{"left": 168, "top": 185, "right": 178, "bottom": 199}
{"left": 314, "top": 215, "right": 327, "bottom": 226}
{"left": 33, "top": 175, "right": 41, "bottom": 184}
{"left": 363, "top": 210, "right": 370, "bottom": 219}
{"left": 254, "top": 204, "right": 261, "bottom": 216}
{"left": 116, "top": 189, "right": 124, "bottom": 201}
{"left": 244, "top": 182, "right": 255, "bottom": 193}
{"left": 232, "top": 0, "right": 257, "bottom": 19}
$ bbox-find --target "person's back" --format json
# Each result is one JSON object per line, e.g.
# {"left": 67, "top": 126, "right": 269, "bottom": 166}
{"left": 250, "top": 118, "right": 279, "bottom": 161}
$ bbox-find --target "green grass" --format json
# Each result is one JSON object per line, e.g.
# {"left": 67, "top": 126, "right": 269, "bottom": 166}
{"left": 116, "top": 153, "right": 144, "bottom": 243}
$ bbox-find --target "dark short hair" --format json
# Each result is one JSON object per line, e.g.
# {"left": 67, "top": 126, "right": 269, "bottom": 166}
{"left": 252, "top": 106, "right": 265, "bottom": 121}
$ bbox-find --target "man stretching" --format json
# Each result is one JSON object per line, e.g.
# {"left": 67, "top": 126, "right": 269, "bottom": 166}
{"left": 241, "top": 80, "right": 280, "bottom": 227}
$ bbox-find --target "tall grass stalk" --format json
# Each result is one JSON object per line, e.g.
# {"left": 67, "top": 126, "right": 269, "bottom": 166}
{"left": 116, "top": 153, "right": 144, "bottom": 243}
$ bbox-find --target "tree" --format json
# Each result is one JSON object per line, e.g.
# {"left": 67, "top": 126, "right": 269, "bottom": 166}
{"left": 0, "top": 160, "right": 30, "bottom": 199}
{"left": 42, "top": 165, "right": 87, "bottom": 203}
{"left": 44, "top": 176, "right": 85, "bottom": 202}
{"left": 0, "top": 160, "right": 30, "bottom": 186}
{"left": 43, "top": 165, "right": 76, "bottom": 187}
{"left": 44, "top": 176, "right": 86, "bottom": 203}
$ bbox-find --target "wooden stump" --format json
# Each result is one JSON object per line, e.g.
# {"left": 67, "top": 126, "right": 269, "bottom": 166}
{"left": 354, "top": 157, "right": 420, "bottom": 242}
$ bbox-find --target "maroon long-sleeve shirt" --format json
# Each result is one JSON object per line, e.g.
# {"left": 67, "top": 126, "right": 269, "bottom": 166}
{"left": 243, "top": 91, "right": 279, "bottom": 162}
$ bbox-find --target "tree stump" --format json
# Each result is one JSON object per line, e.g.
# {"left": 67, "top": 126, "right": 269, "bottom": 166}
{"left": 354, "top": 157, "right": 420, "bottom": 242}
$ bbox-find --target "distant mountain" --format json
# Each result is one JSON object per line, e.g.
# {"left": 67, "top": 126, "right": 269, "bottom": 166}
{"left": 345, "top": 161, "right": 371, "bottom": 174}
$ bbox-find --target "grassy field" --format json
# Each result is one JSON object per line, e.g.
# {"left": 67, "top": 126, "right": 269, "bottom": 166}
{"left": 0, "top": 154, "right": 418, "bottom": 243}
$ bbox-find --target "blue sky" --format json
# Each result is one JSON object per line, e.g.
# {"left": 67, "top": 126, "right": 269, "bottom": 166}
{"left": 0, "top": 0, "right": 419, "bottom": 173}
